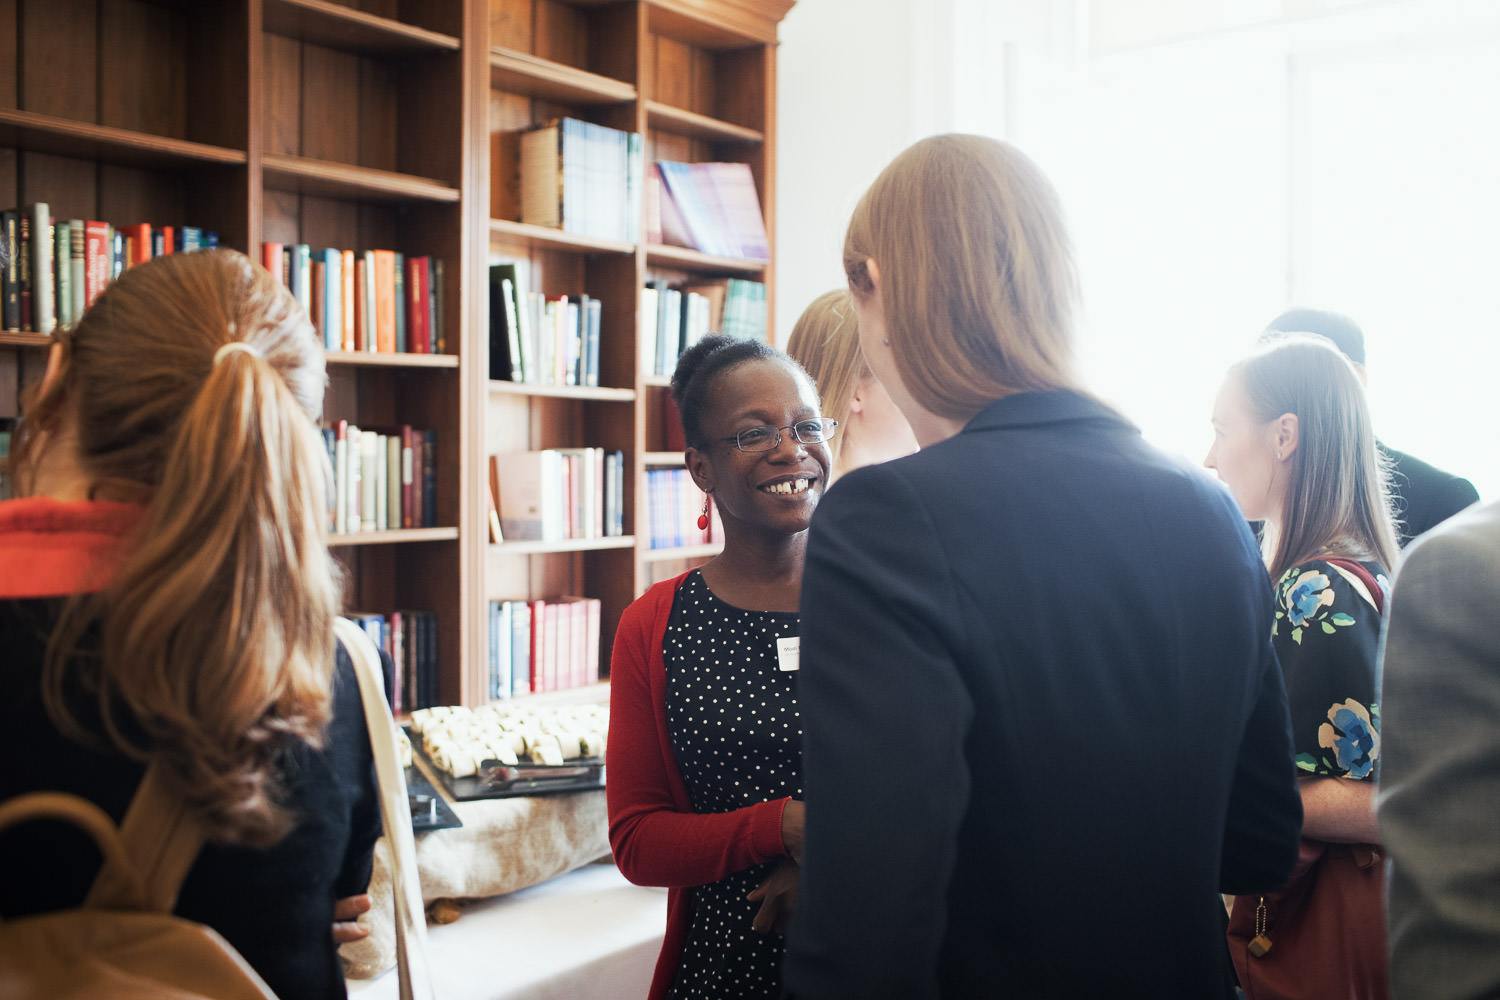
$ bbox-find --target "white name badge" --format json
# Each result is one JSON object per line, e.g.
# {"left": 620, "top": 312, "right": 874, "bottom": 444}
{"left": 776, "top": 636, "right": 800, "bottom": 672}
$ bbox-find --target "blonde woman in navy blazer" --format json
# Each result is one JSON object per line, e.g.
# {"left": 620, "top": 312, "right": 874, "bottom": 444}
{"left": 782, "top": 135, "right": 1304, "bottom": 1000}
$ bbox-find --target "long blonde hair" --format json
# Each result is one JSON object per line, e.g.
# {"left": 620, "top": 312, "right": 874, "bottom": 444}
{"left": 1233, "top": 334, "right": 1398, "bottom": 578}
{"left": 784, "top": 289, "right": 863, "bottom": 468}
{"left": 10, "top": 249, "right": 340, "bottom": 848}
{"left": 843, "top": 134, "right": 1079, "bottom": 422}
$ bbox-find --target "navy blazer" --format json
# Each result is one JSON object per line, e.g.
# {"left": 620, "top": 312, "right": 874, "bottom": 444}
{"left": 785, "top": 390, "right": 1302, "bottom": 1000}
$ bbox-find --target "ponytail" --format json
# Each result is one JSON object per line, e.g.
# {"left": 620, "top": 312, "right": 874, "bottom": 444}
{"left": 33, "top": 249, "right": 340, "bottom": 847}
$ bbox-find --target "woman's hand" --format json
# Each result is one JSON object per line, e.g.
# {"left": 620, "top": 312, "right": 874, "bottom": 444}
{"left": 747, "top": 859, "right": 800, "bottom": 935}
{"left": 332, "top": 893, "right": 372, "bottom": 944}
{"left": 781, "top": 798, "right": 805, "bottom": 863}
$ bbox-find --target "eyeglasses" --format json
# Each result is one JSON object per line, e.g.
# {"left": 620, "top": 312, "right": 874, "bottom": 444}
{"left": 721, "top": 418, "right": 838, "bottom": 454}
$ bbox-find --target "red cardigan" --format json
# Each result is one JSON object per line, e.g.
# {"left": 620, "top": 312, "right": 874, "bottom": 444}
{"left": 607, "top": 571, "right": 792, "bottom": 1000}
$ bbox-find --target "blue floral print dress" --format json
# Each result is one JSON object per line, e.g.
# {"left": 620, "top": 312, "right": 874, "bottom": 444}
{"left": 1272, "top": 559, "right": 1388, "bottom": 781}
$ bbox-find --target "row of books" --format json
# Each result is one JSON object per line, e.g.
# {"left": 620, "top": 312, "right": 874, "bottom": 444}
{"left": 648, "top": 160, "right": 769, "bottom": 261}
{"left": 487, "top": 262, "right": 602, "bottom": 387}
{"left": 519, "top": 117, "right": 644, "bottom": 244}
{"left": 262, "top": 243, "right": 446, "bottom": 355}
{"left": 2, "top": 204, "right": 217, "bottom": 333}
{"left": 349, "top": 610, "right": 439, "bottom": 715}
{"left": 487, "top": 596, "right": 601, "bottom": 700}
{"left": 645, "top": 468, "right": 721, "bottom": 550}
{"left": 488, "top": 448, "right": 625, "bottom": 543}
{"left": 641, "top": 278, "right": 768, "bottom": 377}
{"left": 323, "top": 422, "right": 438, "bottom": 534}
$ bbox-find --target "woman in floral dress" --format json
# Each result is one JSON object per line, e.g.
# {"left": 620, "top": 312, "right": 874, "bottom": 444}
{"left": 1206, "top": 332, "right": 1400, "bottom": 997}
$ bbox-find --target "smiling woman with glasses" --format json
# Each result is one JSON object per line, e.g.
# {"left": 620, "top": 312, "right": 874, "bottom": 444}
{"left": 608, "top": 333, "right": 829, "bottom": 1000}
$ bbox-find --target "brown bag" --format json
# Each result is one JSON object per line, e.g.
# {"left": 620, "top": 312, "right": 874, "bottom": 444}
{"left": 0, "top": 765, "right": 277, "bottom": 999}
{"left": 1227, "top": 839, "right": 1388, "bottom": 1000}
{"left": 1226, "top": 556, "right": 1389, "bottom": 1000}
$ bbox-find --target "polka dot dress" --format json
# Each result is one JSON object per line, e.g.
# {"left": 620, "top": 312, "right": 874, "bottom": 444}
{"left": 664, "top": 569, "right": 802, "bottom": 999}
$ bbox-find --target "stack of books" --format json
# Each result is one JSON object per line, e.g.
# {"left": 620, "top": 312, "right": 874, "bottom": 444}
{"left": 648, "top": 160, "right": 769, "bottom": 260}
{"left": 487, "top": 596, "right": 602, "bottom": 699}
{"left": 645, "top": 468, "right": 720, "bottom": 549}
{"left": 348, "top": 610, "right": 439, "bottom": 714}
{"left": 488, "top": 262, "right": 603, "bottom": 387}
{"left": 518, "top": 117, "right": 644, "bottom": 244}
{"left": 262, "top": 243, "right": 445, "bottom": 355}
{"left": 641, "top": 277, "right": 767, "bottom": 376}
{"left": 323, "top": 422, "right": 438, "bottom": 534}
{"left": 2, "top": 204, "right": 218, "bottom": 334}
{"left": 489, "top": 448, "right": 626, "bottom": 543}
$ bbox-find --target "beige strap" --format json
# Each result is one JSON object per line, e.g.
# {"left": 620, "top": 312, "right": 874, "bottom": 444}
{"left": 335, "top": 616, "right": 434, "bottom": 1000}
{"left": 85, "top": 761, "right": 204, "bottom": 913}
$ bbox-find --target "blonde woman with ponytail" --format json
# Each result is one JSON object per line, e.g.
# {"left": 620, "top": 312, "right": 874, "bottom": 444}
{"left": 0, "top": 249, "right": 380, "bottom": 999}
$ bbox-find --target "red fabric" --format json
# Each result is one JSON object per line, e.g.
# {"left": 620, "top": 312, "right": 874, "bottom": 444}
{"left": 607, "top": 571, "right": 791, "bottom": 1000}
{"left": 0, "top": 498, "right": 144, "bottom": 598}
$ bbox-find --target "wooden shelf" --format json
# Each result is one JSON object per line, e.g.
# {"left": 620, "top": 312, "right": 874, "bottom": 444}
{"left": 327, "top": 351, "right": 460, "bottom": 369}
{"left": 263, "top": 0, "right": 460, "bottom": 53}
{"left": 642, "top": 543, "right": 723, "bottom": 563}
{"left": 0, "top": 332, "right": 51, "bottom": 349}
{"left": 644, "top": 451, "right": 686, "bottom": 467}
{"left": 489, "top": 536, "right": 637, "bottom": 557}
{"left": 488, "top": 381, "right": 635, "bottom": 402}
{"left": 262, "top": 154, "right": 460, "bottom": 203}
{"left": 489, "top": 47, "right": 636, "bottom": 105}
{"left": 646, "top": 244, "right": 769, "bottom": 276}
{"left": 641, "top": 374, "right": 672, "bottom": 389}
{"left": 488, "top": 219, "right": 635, "bottom": 256}
{"left": 328, "top": 527, "right": 460, "bottom": 547}
{"left": 0, "top": 110, "right": 246, "bottom": 169}
{"left": 645, "top": 102, "right": 763, "bottom": 144}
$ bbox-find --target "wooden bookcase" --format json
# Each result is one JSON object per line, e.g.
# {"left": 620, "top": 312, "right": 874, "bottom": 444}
{"left": 1, "top": 0, "right": 792, "bottom": 709}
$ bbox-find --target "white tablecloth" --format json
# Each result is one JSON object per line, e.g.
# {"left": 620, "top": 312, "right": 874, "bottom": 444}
{"left": 346, "top": 862, "right": 667, "bottom": 1000}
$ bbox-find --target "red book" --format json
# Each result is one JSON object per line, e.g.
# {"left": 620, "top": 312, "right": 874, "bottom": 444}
{"left": 406, "top": 256, "right": 430, "bottom": 353}
{"left": 120, "top": 223, "right": 153, "bottom": 269}
{"left": 157, "top": 225, "right": 175, "bottom": 256}
{"left": 400, "top": 425, "right": 415, "bottom": 529}
{"left": 83, "top": 221, "right": 111, "bottom": 308}
{"left": 260, "top": 241, "right": 283, "bottom": 279}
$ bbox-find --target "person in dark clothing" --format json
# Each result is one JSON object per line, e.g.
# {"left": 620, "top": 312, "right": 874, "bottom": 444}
{"left": 783, "top": 134, "right": 1302, "bottom": 1000}
{"left": 0, "top": 249, "right": 380, "bottom": 999}
{"left": 1264, "top": 308, "right": 1478, "bottom": 544}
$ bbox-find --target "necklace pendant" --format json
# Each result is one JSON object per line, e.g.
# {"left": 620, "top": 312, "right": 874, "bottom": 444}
{"left": 1248, "top": 933, "right": 1273, "bottom": 958}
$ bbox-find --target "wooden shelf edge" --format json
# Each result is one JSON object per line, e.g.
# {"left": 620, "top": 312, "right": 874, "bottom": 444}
{"left": 490, "top": 681, "right": 610, "bottom": 709}
{"left": 488, "top": 218, "right": 635, "bottom": 255}
{"left": 487, "top": 380, "right": 635, "bottom": 401}
{"left": 262, "top": 154, "right": 460, "bottom": 203}
{"left": 645, "top": 101, "right": 762, "bottom": 144}
{"left": 0, "top": 331, "right": 52, "bottom": 348}
{"left": 646, "top": 244, "right": 768, "bottom": 275}
{"left": 0, "top": 109, "right": 247, "bottom": 167}
{"left": 327, "top": 350, "right": 459, "bottom": 369}
{"left": 264, "top": 0, "right": 461, "bottom": 52}
{"left": 643, "top": 451, "right": 685, "bottom": 467}
{"left": 329, "top": 527, "right": 460, "bottom": 547}
{"left": 489, "top": 536, "right": 637, "bottom": 556}
{"left": 489, "top": 47, "right": 636, "bottom": 105}
{"left": 642, "top": 542, "right": 722, "bottom": 562}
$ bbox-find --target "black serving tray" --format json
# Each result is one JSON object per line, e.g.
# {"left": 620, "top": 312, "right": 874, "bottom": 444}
{"left": 405, "top": 766, "right": 463, "bottom": 832}
{"left": 405, "top": 727, "right": 605, "bottom": 801}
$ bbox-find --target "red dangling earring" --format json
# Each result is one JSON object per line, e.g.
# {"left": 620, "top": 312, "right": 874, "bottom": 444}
{"left": 697, "top": 494, "right": 711, "bottom": 531}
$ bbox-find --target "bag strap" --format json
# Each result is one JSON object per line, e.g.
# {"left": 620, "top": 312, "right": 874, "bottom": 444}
{"left": 334, "top": 616, "right": 434, "bottom": 1000}
{"left": 1322, "top": 557, "right": 1386, "bottom": 616}
{"left": 85, "top": 761, "right": 205, "bottom": 913}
